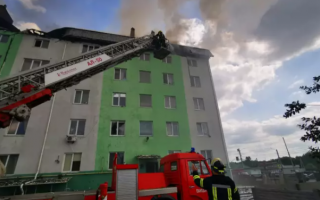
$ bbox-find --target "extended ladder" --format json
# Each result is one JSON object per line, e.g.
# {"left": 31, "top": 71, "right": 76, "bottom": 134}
{"left": 0, "top": 31, "right": 170, "bottom": 128}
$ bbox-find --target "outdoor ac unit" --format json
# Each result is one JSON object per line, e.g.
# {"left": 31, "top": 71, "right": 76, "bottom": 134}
{"left": 66, "top": 135, "right": 77, "bottom": 143}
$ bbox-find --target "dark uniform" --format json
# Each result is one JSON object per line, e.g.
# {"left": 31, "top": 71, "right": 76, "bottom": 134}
{"left": 193, "top": 158, "right": 240, "bottom": 200}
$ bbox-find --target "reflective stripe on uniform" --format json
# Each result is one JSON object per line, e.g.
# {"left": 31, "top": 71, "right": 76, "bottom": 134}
{"left": 200, "top": 178, "right": 204, "bottom": 188}
{"left": 193, "top": 175, "right": 200, "bottom": 180}
{"left": 212, "top": 187, "right": 217, "bottom": 200}
{"left": 227, "top": 188, "right": 232, "bottom": 200}
{"left": 234, "top": 187, "right": 238, "bottom": 193}
{"left": 212, "top": 184, "right": 231, "bottom": 189}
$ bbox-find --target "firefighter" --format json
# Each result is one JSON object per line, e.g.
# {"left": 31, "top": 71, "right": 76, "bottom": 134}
{"left": 192, "top": 158, "right": 240, "bottom": 200}
{"left": 156, "top": 31, "right": 166, "bottom": 48}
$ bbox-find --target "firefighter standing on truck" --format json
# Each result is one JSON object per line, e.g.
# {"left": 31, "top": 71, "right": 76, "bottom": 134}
{"left": 192, "top": 158, "right": 240, "bottom": 200}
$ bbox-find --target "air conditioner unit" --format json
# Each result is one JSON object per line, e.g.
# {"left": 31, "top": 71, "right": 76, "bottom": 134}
{"left": 66, "top": 135, "right": 77, "bottom": 143}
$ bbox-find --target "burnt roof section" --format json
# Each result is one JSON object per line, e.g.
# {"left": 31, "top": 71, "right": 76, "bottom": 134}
{"left": 47, "top": 27, "right": 133, "bottom": 45}
{"left": 0, "top": 5, "right": 19, "bottom": 32}
{"left": 26, "top": 27, "right": 213, "bottom": 58}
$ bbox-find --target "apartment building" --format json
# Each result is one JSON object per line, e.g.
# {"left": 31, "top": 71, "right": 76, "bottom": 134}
{"left": 0, "top": 27, "right": 228, "bottom": 192}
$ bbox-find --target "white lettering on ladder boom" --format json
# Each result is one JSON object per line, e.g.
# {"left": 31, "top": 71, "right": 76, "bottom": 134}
{"left": 45, "top": 54, "right": 111, "bottom": 86}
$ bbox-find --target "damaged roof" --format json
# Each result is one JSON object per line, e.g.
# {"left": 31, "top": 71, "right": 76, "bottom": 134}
{"left": 25, "top": 27, "right": 213, "bottom": 58}
{"left": 47, "top": 27, "right": 133, "bottom": 45}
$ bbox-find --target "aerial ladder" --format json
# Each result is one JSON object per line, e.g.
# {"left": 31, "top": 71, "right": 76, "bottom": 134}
{"left": 0, "top": 31, "right": 170, "bottom": 128}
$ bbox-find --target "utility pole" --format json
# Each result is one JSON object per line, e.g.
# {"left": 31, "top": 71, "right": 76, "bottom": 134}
{"left": 276, "top": 149, "right": 282, "bottom": 169}
{"left": 282, "top": 137, "right": 294, "bottom": 167}
{"left": 237, "top": 149, "right": 245, "bottom": 168}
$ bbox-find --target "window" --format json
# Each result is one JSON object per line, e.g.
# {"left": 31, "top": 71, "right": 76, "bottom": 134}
{"left": 140, "top": 71, "right": 151, "bottom": 83}
{"left": 190, "top": 76, "right": 201, "bottom": 87}
{"left": 168, "top": 150, "right": 181, "bottom": 154}
{"left": 188, "top": 161, "right": 201, "bottom": 175}
{"left": 63, "top": 153, "right": 82, "bottom": 172}
{"left": 201, "top": 161, "right": 210, "bottom": 175}
{"left": 82, "top": 44, "right": 99, "bottom": 53}
{"left": 163, "top": 56, "right": 172, "bottom": 64}
{"left": 69, "top": 119, "right": 86, "bottom": 136}
{"left": 114, "top": 68, "right": 127, "bottom": 80}
{"left": 187, "top": 59, "right": 197, "bottom": 67}
{"left": 194, "top": 98, "right": 205, "bottom": 110}
{"left": 21, "top": 59, "right": 50, "bottom": 71}
{"left": 111, "top": 121, "right": 125, "bottom": 136}
{"left": 140, "top": 94, "right": 152, "bottom": 107}
{"left": 166, "top": 122, "right": 179, "bottom": 136}
{"left": 171, "top": 161, "right": 177, "bottom": 171}
{"left": 140, "top": 121, "right": 153, "bottom": 136}
{"left": 34, "top": 39, "right": 49, "bottom": 48}
{"left": 197, "top": 122, "right": 209, "bottom": 136}
{"left": 0, "top": 155, "right": 19, "bottom": 174}
{"left": 109, "top": 152, "right": 124, "bottom": 169}
{"left": 200, "top": 150, "right": 212, "bottom": 160}
{"left": 0, "top": 34, "right": 9, "bottom": 43}
{"left": 163, "top": 73, "right": 174, "bottom": 85}
{"left": 112, "top": 93, "right": 126, "bottom": 106}
{"left": 74, "top": 90, "right": 89, "bottom": 104}
{"left": 7, "top": 118, "right": 29, "bottom": 135}
{"left": 140, "top": 53, "right": 150, "bottom": 61}
{"left": 165, "top": 96, "right": 176, "bottom": 109}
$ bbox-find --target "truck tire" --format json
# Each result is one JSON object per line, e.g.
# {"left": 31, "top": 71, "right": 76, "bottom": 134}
{"left": 151, "top": 194, "right": 176, "bottom": 200}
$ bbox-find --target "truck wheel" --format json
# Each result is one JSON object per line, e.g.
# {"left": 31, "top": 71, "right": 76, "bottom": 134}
{"left": 151, "top": 194, "right": 176, "bottom": 200}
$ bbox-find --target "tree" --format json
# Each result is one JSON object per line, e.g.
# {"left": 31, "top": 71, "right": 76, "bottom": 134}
{"left": 283, "top": 76, "right": 320, "bottom": 159}
{"left": 245, "top": 156, "right": 251, "bottom": 161}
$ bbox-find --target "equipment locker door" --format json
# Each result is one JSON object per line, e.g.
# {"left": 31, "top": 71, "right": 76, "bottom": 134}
{"left": 185, "top": 160, "right": 210, "bottom": 200}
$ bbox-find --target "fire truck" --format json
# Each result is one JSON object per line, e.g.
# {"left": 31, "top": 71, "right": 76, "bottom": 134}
{"left": 0, "top": 31, "right": 215, "bottom": 199}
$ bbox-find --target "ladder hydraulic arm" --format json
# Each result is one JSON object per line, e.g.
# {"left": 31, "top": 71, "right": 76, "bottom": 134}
{"left": 0, "top": 31, "right": 170, "bottom": 128}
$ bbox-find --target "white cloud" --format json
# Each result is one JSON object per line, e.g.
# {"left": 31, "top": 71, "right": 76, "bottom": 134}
{"left": 15, "top": 22, "right": 41, "bottom": 31}
{"left": 18, "top": 0, "right": 46, "bottom": 13}
{"left": 288, "top": 79, "right": 304, "bottom": 89}
{"left": 224, "top": 103, "right": 320, "bottom": 161}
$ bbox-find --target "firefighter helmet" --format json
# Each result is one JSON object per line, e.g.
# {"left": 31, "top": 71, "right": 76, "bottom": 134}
{"left": 211, "top": 158, "right": 226, "bottom": 175}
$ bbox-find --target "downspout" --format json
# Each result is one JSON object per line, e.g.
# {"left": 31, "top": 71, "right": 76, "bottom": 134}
{"left": 20, "top": 42, "right": 67, "bottom": 195}
{"left": 206, "top": 58, "right": 233, "bottom": 179}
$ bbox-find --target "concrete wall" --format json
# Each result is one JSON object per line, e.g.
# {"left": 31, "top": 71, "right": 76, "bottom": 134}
{"left": 181, "top": 57, "right": 228, "bottom": 163}
{"left": 0, "top": 34, "right": 102, "bottom": 174}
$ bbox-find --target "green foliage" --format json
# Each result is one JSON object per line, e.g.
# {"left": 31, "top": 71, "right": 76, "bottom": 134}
{"left": 283, "top": 76, "right": 320, "bottom": 159}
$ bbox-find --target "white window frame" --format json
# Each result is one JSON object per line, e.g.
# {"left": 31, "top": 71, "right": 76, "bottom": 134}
{"left": 197, "top": 122, "right": 209, "bottom": 136}
{"left": 139, "top": 121, "right": 153, "bottom": 136}
{"left": 166, "top": 122, "right": 179, "bottom": 136}
{"left": 165, "top": 96, "right": 176, "bottom": 109}
{"left": 194, "top": 98, "right": 205, "bottom": 110}
{"left": 114, "top": 68, "right": 127, "bottom": 80}
{"left": 6, "top": 118, "right": 28, "bottom": 136}
{"left": 140, "top": 53, "right": 150, "bottom": 61}
{"left": 168, "top": 150, "right": 181, "bottom": 154}
{"left": 68, "top": 119, "right": 86, "bottom": 136}
{"left": 112, "top": 93, "right": 126, "bottom": 106}
{"left": 108, "top": 152, "right": 125, "bottom": 170}
{"left": 0, "top": 34, "right": 9, "bottom": 43}
{"left": 81, "top": 44, "right": 100, "bottom": 53}
{"left": 73, "top": 90, "right": 90, "bottom": 104}
{"left": 21, "top": 59, "right": 49, "bottom": 71}
{"left": 163, "top": 56, "right": 172, "bottom": 64}
{"left": 110, "top": 121, "right": 126, "bottom": 136}
{"left": 0, "top": 154, "right": 19, "bottom": 174}
{"left": 163, "top": 73, "right": 174, "bottom": 85}
{"left": 200, "top": 150, "right": 212, "bottom": 160}
{"left": 190, "top": 76, "right": 201, "bottom": 87}
{"left": 187, "top": 58, "right": 197, "bottom": 67}
{"left": 34, "top": 39, "right": 50, "bottom": 48}
{"left": 62, "top": 153, "right": 82, "bottom": 172}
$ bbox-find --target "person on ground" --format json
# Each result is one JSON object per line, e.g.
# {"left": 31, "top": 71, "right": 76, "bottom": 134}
{"left": 192, "top": 158, "right": 240, "bottom": 200}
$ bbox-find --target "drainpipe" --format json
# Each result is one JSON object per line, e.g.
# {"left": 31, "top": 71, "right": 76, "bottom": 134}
{"left": 20, "top": 42, "right": 67, "bottom": 194}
